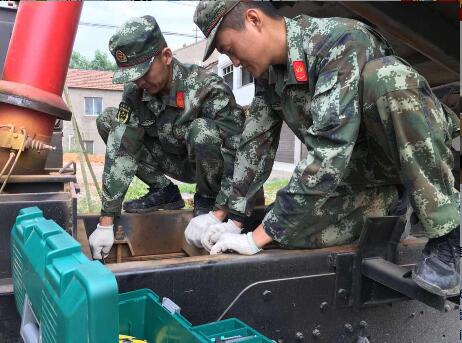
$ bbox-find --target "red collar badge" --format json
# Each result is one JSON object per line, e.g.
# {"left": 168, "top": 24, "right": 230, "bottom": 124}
{"left": 292, "top": 60, "right": 308, "bottom": 83}
{"left": 176, "top": 91, "right": 185, "bottom": 109}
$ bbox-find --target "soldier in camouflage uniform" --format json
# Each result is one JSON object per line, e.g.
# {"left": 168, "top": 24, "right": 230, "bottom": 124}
{"left": 193, "top": 1, "right": 460, "bottom": 296}
{"left": 89, "top": 15, "right": 246, "bottom": 260}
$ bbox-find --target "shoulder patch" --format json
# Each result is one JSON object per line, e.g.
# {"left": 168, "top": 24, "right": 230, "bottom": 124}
{"left": 176, "top": 91, "right": 185, "bottom": 109}
{"left": 293, "top": 60, "right": 308, "bottom": 83}
{"left": 116, "top": 102, "right": 132, "bottom": 124}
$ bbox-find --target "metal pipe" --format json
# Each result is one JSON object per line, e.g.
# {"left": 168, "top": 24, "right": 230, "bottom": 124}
{"left": 0, "top": 1, "right": 82, "bottom": 174}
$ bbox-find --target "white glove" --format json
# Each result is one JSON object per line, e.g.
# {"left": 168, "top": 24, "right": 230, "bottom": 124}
{"left": 89, "top": 224, "right": 114, "bottom": 260}
{"left": 210, "top": 232, "right": 262, "bottom": 256}
{"left": 201, "top": 219, "right": 241, "bottom": 252}
{"left": 184, "top": 211, "right": 221, "bottom": 248}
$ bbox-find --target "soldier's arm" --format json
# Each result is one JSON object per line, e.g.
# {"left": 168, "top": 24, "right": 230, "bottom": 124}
{"left": 226, "top": 79, "right": 283, "bottom": 222}
{"left": 200, "top": 77, "right": 246, "bottom": 212}
{"left": 262, "top": 30, "right": 371, "bottom": 244}
{"left": 101, "top": 91, "right": 145, "bottom": 218}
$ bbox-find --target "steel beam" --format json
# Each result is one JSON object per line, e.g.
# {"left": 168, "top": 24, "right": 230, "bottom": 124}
{"left": 340, "top": 2, "right": 459, "bottom": 76}
{"left": 362, "top": 257, "right": 447, "bottom": 311}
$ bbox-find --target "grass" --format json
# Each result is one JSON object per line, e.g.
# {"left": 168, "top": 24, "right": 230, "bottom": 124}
{"left": 77, "top": 177, "right": 289, "bottom": 213}
{"left": 262, "top": 179, "right": 289, "bottom": 205}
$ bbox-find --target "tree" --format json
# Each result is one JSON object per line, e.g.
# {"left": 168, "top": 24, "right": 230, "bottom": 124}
{"left": 69, "top": 51, "right": 91, "bottom": 70}
{"left": 90, "top": 50, "right": 117, "bottom": 71}
{"left": 69, "top": 50, "right": 116, "bottom": 71}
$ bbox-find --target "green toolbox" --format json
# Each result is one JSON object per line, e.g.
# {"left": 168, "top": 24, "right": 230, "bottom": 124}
{"left": 11, "top": 207, "right": 273, "bottom": 343}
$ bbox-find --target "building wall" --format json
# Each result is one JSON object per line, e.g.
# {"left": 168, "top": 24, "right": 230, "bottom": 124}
{"left": 217, "top": 54, "right": 255, "bottom": 106}
{"left": 63, "top": 87, "right": 122, "bottom": 154}
{"left": 173, "top": 39, "right": 219, "bottom": 74}
{"left": 275, "top": 123, "right": 295, "bottom": 164}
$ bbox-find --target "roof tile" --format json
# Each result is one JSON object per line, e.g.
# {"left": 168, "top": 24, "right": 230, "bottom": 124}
{"left": 66, "top": 69, "right": 124, "bottom": 91}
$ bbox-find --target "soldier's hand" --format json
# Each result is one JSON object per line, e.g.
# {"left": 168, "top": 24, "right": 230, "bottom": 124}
{"left": 201, "top": 219, "right": 242, "bottom": 252}
{"left": 210, "top": 232, "right": 262, "bottom": 256}
{"left": 184, "top": 211, "right": 221, "bottom": 248}
{"left": 89, "top": 224, "right": 114, "bottom": 260}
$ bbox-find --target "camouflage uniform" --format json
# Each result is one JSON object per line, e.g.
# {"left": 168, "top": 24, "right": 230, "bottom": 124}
{"left": 98, "top": 16, "right": 245, "bottom": 217}
{"left": 223, "top": 16, "right": 459, "bottom": 248}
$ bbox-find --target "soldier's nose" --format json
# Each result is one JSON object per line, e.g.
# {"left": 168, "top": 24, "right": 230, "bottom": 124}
{"left": 230, "top": 56, "right": 240, "bottom": 67}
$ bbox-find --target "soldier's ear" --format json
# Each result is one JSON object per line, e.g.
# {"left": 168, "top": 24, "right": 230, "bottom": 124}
{"left": 160, "top": 47, "right": 173, "bottom": 66}
{"left": 245, "top": 9, "right": 262, "bottom": 31}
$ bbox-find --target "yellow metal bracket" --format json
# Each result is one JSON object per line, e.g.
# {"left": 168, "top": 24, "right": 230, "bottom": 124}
{"left": 0, "top": 129, "right": 26, "bottom": 151}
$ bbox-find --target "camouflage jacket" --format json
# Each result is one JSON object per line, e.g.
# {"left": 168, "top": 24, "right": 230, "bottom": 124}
{"left": 102, "top": 58, "right": 244, "bottom": 216}
{"left": 226, "top": 15, "right": 398, "bottom": 229}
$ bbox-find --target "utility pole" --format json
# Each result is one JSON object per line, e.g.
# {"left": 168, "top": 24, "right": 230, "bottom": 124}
{"left": 193, "top": 26, "right": 200, "bottom": 43}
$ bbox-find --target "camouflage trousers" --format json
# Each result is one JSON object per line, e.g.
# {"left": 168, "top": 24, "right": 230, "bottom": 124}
{"left": 97, "top": 111, "right": 224, "bottom": 199}
{"left": 268, "top": 56, "right": 459, "bottom": 249}
{"left": 360, "top": 55, "right": 459, "bottom": 239}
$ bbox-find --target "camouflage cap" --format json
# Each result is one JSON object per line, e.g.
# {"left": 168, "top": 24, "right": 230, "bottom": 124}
{"left": 109, "top": 15, "right": 167, "bottom": 84}
{"left": 194, "top": 1, "right": 240, "bottom": 62}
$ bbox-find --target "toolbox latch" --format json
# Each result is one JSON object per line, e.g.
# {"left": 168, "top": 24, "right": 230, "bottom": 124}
{"left": 162, "top": 297, "right": 181, "bottom": 315}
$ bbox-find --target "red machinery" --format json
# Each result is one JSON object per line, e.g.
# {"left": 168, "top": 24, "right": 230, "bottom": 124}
{"left": 0, "top": 1, "right": 82, "bottom": 176}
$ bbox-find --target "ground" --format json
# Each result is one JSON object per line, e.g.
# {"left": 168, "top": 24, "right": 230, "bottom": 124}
{"left": 63, "top": 153, "right": 291, "bottom": 214}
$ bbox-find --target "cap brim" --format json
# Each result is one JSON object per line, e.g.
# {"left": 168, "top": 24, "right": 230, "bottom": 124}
{"left": 202, "top": 17, "right": 222, "bottom": 62}
{"left": 112, "top": 59, "right": 151, "bottom": 84}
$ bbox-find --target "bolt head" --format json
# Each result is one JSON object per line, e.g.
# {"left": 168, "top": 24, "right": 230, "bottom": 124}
{"left": 295, "top": 332, "right": 304, "bottom": 341}
{"left": 359, "top": 320, "right": 368, "bottom": 329}
{"left": 312, "top": 329, "right": 321, "bottom": 338}
{"left": 320, "top": 302, "right": 328, "bottom": 311}
{"left": 262, "top": 290, "right": 272, "bottom": 301}
{"left": 338, "top": 288, "right": 349, "bottom": 298}
{"left": 344, "top": 323, "right": 354, "bottom": 333}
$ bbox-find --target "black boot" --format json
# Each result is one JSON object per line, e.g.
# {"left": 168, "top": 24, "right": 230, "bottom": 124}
{"left": 412, "top": 227, "right": 460, "bottom": 296}
{"left": 193, "top": 193, "right": 215, "bottom": 217}
{"left": 123, "top": 183, "right": 185, "bottom": 213}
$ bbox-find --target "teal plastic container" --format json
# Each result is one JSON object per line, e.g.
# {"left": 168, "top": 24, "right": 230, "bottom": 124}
{"left": 12, "top": 207, "right": 272, "bottom": 343}
{"left": 118, "top": 289, "right": 273, "bottom": 343}
{"left": 11, "top": 207, "right": 119, "bottom": 343}
{"left": 193, "top": 319, "right": 271, "bottom": 342}
{"left": 118, "top": 289, "right": 204, "bottom": 342}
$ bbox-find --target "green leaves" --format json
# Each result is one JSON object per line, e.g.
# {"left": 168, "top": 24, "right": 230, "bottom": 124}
{"left": 70, "top": 50, "right": 117, "bottom": 71}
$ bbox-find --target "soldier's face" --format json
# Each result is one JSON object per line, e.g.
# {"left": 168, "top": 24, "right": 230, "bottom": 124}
{"left": 134, "top": 56, "right": 171, "bottom": 95}
{"left": 216, "top": 23, "right": 271, "bottom": 78}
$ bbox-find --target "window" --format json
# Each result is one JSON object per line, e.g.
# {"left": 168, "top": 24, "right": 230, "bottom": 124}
{"left": 222, "top": 65, "right": 233, "bottom": 89}
{"left": 240, "top": 68, "right": 254, "bottom": 87}
{"left": 83, "top": 140, "right": 94, "bottom": 154}
{"left": 84, "top": 97, "right": 102, "bottom": 116}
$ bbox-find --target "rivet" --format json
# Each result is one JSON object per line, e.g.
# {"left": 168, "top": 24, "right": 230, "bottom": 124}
{"left": 338, "top": 288, "right": 349, "bottom": 298}
{"left": 262, "top": 290, "right": 272, "bottom": 301}
{"left": 320, "top": 302, "right": 328, "bottom": 311}
{"left": 344, "top": 323, "right": 354, "bottom": 333}
{"left": 312, "top": 329, "right": 321, "bottom": 338}
{"left": 359, "top": 320, "right": 368, "bottom": 329}
{"left": 295, "top": 332, "right": 304, "bottom": 341}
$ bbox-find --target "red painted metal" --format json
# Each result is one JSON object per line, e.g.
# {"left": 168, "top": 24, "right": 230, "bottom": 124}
{"left": 2, "top": 1, "right": 83, "bottom": 94}
{"left": 0, "top": 1, "right": 82, "bottom": 174}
